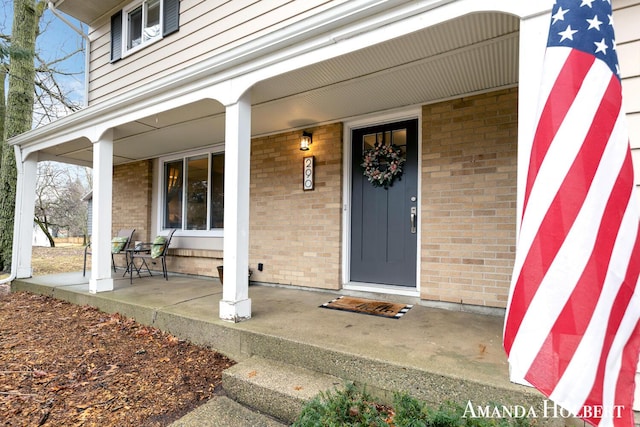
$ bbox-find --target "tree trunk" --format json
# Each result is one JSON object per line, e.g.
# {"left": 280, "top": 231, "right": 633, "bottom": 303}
{"left": 34, "top": 217, "right": 55, "bottom": 248}
{"left": 0, "top": 67, "right": 5, "bottom": 175}
{"left": 0, "top": 0, "right": 41, "bottom": 271}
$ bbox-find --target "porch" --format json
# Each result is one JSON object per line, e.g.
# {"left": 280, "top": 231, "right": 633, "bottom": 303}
{"left": 11, "top": 272, "right": 561, "bottom": 425}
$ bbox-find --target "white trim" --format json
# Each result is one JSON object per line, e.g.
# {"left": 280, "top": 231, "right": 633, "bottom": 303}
{"left": 342, "top": 106, "right": 422, "bottom": 294}
{"left": 344, "top": 282, "right": 420, "bottom": 298}
{"left": 156, "top": 145, "right": 225, "bottom": 238}
{"left": 10, "top": 0, "right": 550, "bottom": 154}
{"left": 220, "top": 94, "right": 252, "bottom": 322}
{"left": 1, "top": 149, "right": 34, "bottom": 284}
{"left": 121, "top": 0, "right": 163, "bottom": 59}
{"left": 89, "top": 131, "right": 115, "bottom": 293}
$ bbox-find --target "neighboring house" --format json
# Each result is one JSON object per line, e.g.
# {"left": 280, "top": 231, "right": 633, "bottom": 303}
{"left": 82, "top": 191, "right": 93, "bottom": 236}
{"left": 7, "top": 0, "right": 640, "bottom": 322}
{"left": 32, "top": 223, "right": 50, "bottom": 247}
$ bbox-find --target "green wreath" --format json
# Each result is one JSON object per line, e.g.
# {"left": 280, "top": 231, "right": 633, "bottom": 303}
{"left": 361, "top": 142, "right": 406, "bottom": 188}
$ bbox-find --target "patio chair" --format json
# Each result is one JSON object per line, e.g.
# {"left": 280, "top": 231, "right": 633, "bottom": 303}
{"left": 129, "top": 229, "right": 176, "bottom": 283}
{"left": 82, "top": 229, "right": 135, "bottom": 276}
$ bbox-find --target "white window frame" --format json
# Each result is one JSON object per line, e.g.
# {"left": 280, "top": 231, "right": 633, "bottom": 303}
{"left": 122, "top": 0, "right": 163, "bottom": 57}
{"left": 158, "top": 146, "right": 225, "bottom": 237}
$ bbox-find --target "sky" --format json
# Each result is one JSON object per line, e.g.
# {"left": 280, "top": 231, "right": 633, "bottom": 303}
{"left": 1, "top": 1, "right": 89, "bottom": 182}
{"left": 1, "top": 0, "right": 86, "bottom": 108}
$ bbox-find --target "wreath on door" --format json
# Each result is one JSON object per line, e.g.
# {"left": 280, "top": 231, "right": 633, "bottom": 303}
{"left": 361, "top": 142, "right": 406, "bottom": 188}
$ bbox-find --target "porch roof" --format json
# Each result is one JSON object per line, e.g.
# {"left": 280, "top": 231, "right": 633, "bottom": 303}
{"left": 15, "top": 6, "right": 522, "bottom": 167}
{"left": 50, "top": 0, "right": 122, "bottom": 26}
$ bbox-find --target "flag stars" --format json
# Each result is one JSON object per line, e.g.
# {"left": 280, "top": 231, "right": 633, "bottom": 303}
{"left": 559, "top": 25, "right": 579, "bottom": 42}
{"left": 586, "top": 15, "right": 602, "bottom": 30}
{"left": 547, "top": 0, "right": 619, "bottom": 76}
{"left": 594, "top": 38, "right": 608, "bottom": 54}
{"left": 552, "top": 6, "right": 570, "bottom": 24}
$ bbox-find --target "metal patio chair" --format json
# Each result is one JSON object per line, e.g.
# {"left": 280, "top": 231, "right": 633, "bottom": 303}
{"left": 82, "top": 228, "right": 135, "bottom": 276}
{"left": 128, "top": 229, "right": 176, "bottom": 283}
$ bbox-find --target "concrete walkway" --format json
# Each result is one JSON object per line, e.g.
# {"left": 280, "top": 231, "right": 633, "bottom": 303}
{"left": 12, "top": 272, "right": 561, "bottom": 425}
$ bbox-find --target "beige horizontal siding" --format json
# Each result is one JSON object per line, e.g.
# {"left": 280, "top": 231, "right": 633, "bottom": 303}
{"left": 87, "top": 0, "right": 349, "bottom": 104}
{"left": 615, "top": 2, "right": 640, "bottom": 156}
{"left": 614, "top": 2, "right": 640, "bottom": 44}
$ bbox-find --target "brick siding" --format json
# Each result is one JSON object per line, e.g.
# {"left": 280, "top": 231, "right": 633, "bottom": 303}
{"left": 112, "top": 160, "right": 153, "bottom": 244}
{"left": 249, "top": 124, "right": 343, "bottom": 289}
{"left": 111, "top": 91, "right": 518, "bottom": 309}
{"left": 420, "top": 88, "right": 518, "bottom": 308}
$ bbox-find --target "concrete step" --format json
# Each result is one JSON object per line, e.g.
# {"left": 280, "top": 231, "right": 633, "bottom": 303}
{"left": 233, "top": 334, "right": 547, "bottom": 413}
{"left": 223, "top": 356, "right": 344, "bottom": 424}
{"left": 154, "top": 309, "right": 550, "bottom": 414}
{"left": 168, "top": 395, "right": 287, "bottom": 427}
{"left": 11, "top": 278, "right": 563, "bottom": 423}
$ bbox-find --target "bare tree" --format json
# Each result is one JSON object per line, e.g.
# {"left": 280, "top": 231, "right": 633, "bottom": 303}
{"left": 0, "top": 0, "right": 44, "bottom": 271}
{"left": 34, "top": 162, "right": 90, "bottom": 246}
{"left": 33, "top": 11, "right": 85, "bottom": 126}
{"left": 0, "top": 1, "right": 85, "bottom": 270}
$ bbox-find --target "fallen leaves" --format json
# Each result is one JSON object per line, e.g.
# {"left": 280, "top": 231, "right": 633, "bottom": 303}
{"left": 0, "top": 291, "right": 235, "bottom": 426}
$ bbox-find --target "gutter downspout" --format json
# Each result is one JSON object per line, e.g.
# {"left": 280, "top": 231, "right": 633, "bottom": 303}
{"left": 47, "top": 1, "right": 90, "bottom": 107}
{"left": 0, "top": 146, "right": 26, "bottom": 285}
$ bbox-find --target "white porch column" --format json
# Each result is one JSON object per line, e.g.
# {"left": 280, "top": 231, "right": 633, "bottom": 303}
{"left": 89, "top": 130, "right": 114, "bottom": 293}
{"left": 516, "top": 11, "right": 549, "bottom": 231}
{"left": 15, "top": 152, "right": 38, "bottom": 278}
{"left": 219, "top": 91, "right": 252, "bottom": 322}
{"left": 508, "top": 12, "right": 550, "bottom": 387}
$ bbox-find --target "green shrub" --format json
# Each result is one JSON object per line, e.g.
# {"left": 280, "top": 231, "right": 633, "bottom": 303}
{"left": 292, "top": 383, "right": 390, "bottom": 427}
{"left": 292, "top": 383, "right": 536, "bottom": 427}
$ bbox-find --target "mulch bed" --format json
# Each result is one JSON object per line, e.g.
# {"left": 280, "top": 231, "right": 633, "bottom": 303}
{"left": 0, "top": 289, "right": 235, "bottom": 426}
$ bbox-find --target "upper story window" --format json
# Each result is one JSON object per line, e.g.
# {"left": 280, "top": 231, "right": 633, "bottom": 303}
{"left": 126, "top": 0, "right": 161, "bottom": 50}
{"left": 111, "top": 0, "right": 180, "bottom": 62}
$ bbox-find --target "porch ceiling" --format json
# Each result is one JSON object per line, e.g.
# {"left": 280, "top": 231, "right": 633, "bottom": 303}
{"left": 40, "top": 11, "right": 519, "bottom": 167}
{"left": 52, "top": 0, "right": 122, "bottom": 25}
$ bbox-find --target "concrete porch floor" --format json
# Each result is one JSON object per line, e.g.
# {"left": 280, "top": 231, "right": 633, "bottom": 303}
{"left": 11, "top": 271, "right": 559, "bottom": 424}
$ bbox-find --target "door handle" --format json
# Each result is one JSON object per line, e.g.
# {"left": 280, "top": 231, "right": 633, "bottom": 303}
{"left": 410, "top": 207, "right": 417, "bottom": 234}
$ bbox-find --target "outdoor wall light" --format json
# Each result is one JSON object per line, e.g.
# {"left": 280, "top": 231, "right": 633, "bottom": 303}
{"left": 300, "top": 131, "right": 313, "bottom": 151}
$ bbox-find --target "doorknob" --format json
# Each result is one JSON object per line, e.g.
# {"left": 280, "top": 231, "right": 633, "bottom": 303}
{"left": 410, "top": 207, "right": 417, "bottom": 234}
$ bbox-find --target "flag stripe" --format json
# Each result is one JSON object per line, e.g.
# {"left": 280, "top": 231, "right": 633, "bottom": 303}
{"left": 584, "top": 217, "right": 640, "bottom": 424}
{"left": 523, "top": 75, "right": 624, "bottom": 394}
{"left": 541, "top": 113, "right": 636, "bottom": 412}
{"left": 531, "top": 150, "right": 632, "bottom": 409}
{"left": 612, "top": 315, "right": 640, "bottom": 426}
{"left": 503, "top": 60, "right": 615, "bottom": 355}
{"left": 523, "top": 49, "right": 595, "bottom": 215}
{"left": 506, "top": 71, "right": 628, "bottom": 382}
{"left": 504, "top": 1, "right": 640, "bottom": 424}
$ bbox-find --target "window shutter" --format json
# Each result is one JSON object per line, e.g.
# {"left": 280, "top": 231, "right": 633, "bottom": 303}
{"left": 163, "top": 0, "right": 180, "bottom": 37}
{"left": 111, "top": 11, "right": 122, "bottom": 62}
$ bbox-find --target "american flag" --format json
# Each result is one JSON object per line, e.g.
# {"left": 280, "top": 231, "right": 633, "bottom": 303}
{"left": 503, "top": 0, "right": 640, "bottom": 425}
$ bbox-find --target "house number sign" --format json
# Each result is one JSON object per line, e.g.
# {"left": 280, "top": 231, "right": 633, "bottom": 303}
{"left": 303, "top": 156, "right": 314, "bottom": 191}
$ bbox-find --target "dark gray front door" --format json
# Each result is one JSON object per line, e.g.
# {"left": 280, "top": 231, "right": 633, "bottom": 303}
{"left": 350, "top": 119, "right": 418, "bottom": 287}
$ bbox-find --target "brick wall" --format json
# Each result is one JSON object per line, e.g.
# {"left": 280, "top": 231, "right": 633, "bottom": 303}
{"left": 165, "top": 249, "right": 222, "bottom": 278}
{"left": 112, "top": 160, "right": 153, "bottom": 244}
{"left": 421, "top": 88, "right": 518, "bottom": 308}
{"left": 110, "top": 93, "right": 518, "bottom": 309}
{"left": 249, "top": 124, "right": 343, "bottom": 289}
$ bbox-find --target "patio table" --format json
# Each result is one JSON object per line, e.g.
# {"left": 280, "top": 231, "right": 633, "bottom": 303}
{"left": 124, "top": 245, "right": 151, "bottom": 280}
